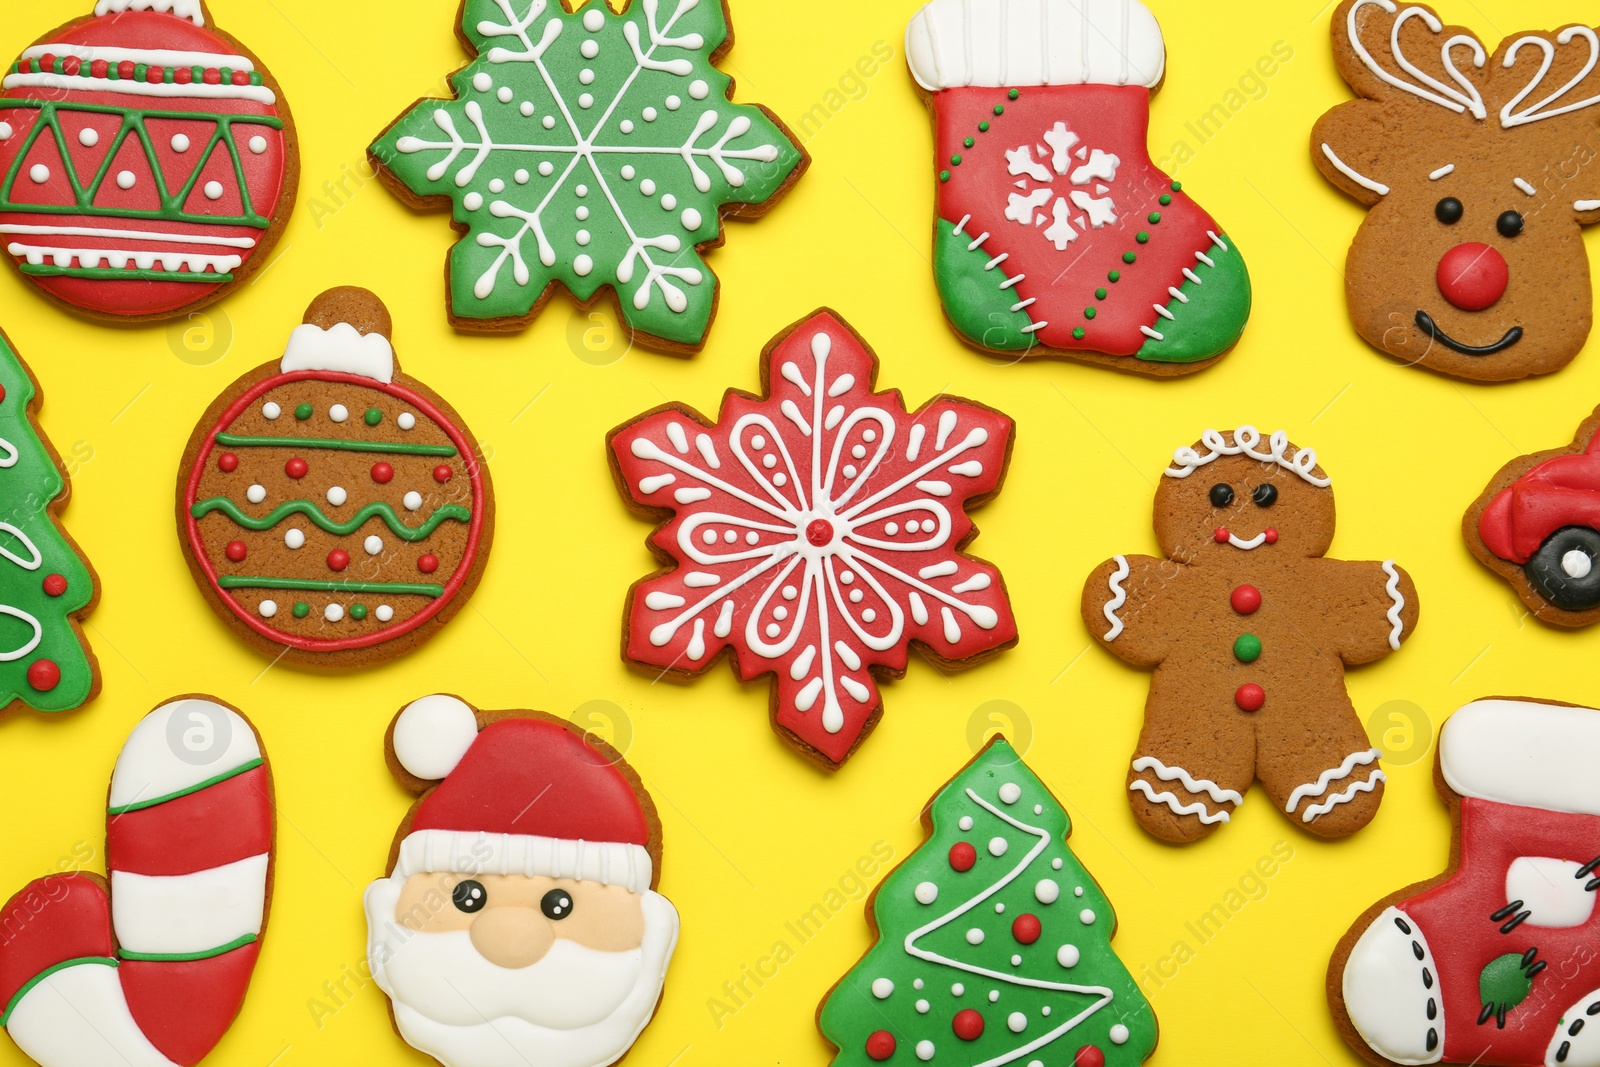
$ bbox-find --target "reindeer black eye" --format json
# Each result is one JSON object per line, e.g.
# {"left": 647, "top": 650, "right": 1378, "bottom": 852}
{"left": 452, "top": 879, "right": 487, "bottom": 913}
{"left": 1209, "top": 483, "right": 1234, "bottom": 507}
{"left": 1498, "top": 211, "right": 1524, "bottom": 238}
{"left": 1253, "top": 484, "right": 1278, "bottom": 508}
{"left": 541, "top": 889, "right": 574, "bottom": 920}
{"left": 1435, "top": 197, "right": 1463, "bottom": 224}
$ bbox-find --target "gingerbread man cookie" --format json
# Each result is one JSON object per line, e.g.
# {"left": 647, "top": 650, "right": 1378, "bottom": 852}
{"left": 1081, "top": 427, "right": 1419, "bottom": 843}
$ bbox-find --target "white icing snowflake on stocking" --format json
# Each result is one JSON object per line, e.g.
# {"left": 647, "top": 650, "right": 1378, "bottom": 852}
{"left": 1005, "top": 120, "right": 1120, "bottom": 251}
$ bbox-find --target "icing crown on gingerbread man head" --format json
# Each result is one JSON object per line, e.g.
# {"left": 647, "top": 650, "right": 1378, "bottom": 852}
{"left": 1165, "top": 426, "right": 1331, "bottom": 487}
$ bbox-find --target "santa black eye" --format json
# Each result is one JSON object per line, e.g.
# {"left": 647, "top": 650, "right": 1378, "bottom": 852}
{"left": 1498, "top": 210, "right": 1524, "bottom": 238}
{"left": 452, "top": 879, "right": 486, "bottom": 913}
{"left": 1435, "top": 197, "right": 1463, "bottom": 224}
{"left": 1253, "top": 484, "right": 1278, "bottom": 508}
{"left": 1209, "top": 483, "right": 1235, "bottom": 507}
{"left": 541, "top": 889, "right": 574, "bottom": 920}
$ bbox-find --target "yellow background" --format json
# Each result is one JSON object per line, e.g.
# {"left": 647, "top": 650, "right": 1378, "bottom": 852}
{"left": 0, "top": 0, "right": 1596, "bottom": 1063}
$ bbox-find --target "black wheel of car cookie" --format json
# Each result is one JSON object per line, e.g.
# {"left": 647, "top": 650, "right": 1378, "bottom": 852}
{"left": 1525, "top": 527, "right": 1600, "bottom": 611}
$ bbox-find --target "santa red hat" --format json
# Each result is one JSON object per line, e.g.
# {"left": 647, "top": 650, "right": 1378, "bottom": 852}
{"left": 389, "top": 696, "right": 655, "bottom": 894}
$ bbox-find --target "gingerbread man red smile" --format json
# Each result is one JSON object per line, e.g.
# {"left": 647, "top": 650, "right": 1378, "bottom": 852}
{"left": 1082, "top": 427, "right": 1419, "bottom": 843}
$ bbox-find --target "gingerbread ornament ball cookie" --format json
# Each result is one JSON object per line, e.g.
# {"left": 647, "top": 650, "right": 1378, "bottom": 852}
{"left": 368, "top": 0, "right": 808, "bottom": 353}
{"left": 0, "top": 0, "right": 297, "bottom": 322}
{"left": 609, "top": 310, "right": 1018, "bottom": 769}
{"left": 1081, "top": 427, "right": 1419, "bottom": 843}
{"left": 365, "top": 695, "right": 679, "bottom": 1067}
{"left": 906, "top": 0, "right": 1252, "bottom": 374}
{"left": 178, "top": 288, "right": 493, "bottom": 666}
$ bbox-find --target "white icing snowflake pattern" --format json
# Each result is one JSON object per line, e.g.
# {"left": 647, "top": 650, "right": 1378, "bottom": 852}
{"left": 1004, "top": 120, "right": 1121, "bottom": 251}
{"left": 612, "top": 313, "right": 1018, "bottom": 765}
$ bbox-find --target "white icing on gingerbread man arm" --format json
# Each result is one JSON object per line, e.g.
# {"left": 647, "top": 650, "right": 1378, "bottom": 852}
{"left": 1321, "top": 559, "right": 1417, "bottom": 664}
{"left": 1081, "top": 555, "right": 1170, "bottom": 665}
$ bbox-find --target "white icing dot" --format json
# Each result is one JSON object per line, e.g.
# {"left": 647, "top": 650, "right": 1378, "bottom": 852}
{"left": 914, "top": 881, "right": 938, "bottom": 905}
{"left": 1007, "top": 1012, "right": 1027, "bottom": 1033}
{"left": 463, "top": 192, "right": 484, "bottom": 211}
{"left": 643, "top": 106, "right": 658, "bottom": 121}
{"left": 262, "top": 402, "right": 281, "bottom": 420}
{"left": 620, "top": 119, "right": 634, "bottom": 133}
{"left": 577, "top": 184, "right": 589, "bottom": 197}
{"left": 863, "top": 429, "right": 877, "bottom": 442}
{"left": 841, "top": 571, "right": 854, "bottom": 584}
{"left": 641, "top": 178, "right": 657, "bottom": 196}
{"left": 248, "top": 136, "right": 267, "bottom": 154}
{"left": 515, "top": 169, "right": 530, "bottom": 184}
{"left": 690, "top": 79, "right": 710, "bottom": 99}
{"left": 682, "top": 207, "right": 703, "bottom": 230}
{"left": 284, "top": 528, "right": 305, "bottom": 550}
{"left": 28, "top": 164, "right": 49, "bottom": 184}
{"left": 497, "top": 86, "right": 513, "bottom": 103}
{"left": 951, "top": 983, "right": 965, "bottom": 997}
{"left": 489, "top": 178, "right": 505, "bottom": 193}
{"left": 1035, "top": 804, "right": 1043, "bottom": 815}
{"left": 1074, "top": 885, "right": 1083, "bottom": 895}
{"left": 999, "top": 782, "right": 1021, "bottom": 804}
{"left": 327, "top": 486, "right": 348, "bottom": 507}
{"left": 765, "top": 623, "right": 780, "bottom": 638}
{"left": 258, "top": 600, "right": 277, "bottom": 619}
{"left": 576, "top": 229, "right": 591, "bottom": 246}
{"left": 578, "top": 93, "right": 594, "bottom": 108}
{"left": 117, "top": 170, "right": 137, "bottom": 190}
{"left": 965, "top": 928, "right": 984, "bottom": 945}
{"left": 1052, "top": 858, "right": 1064, "bottom": 870}
{"left": 848, "top": 588, "right": 863, "bottom": 603}
{"left": 520, "top": 101, "right": 535, "bottom": 117}
{"left": 772, "top": 606, "right": 788, "bottom": 621}
{"left": 665, "top": 95, "right": 682, "bottom": 110}
{"left": 662, "top": 193, "right": 677, "bottom": 210}
{"left": 576, "top": 205, "right": 590, "bottom": 220}
{"left": 958, "top": 816, "right": 974, "bottom": 831}
{"left": 723, "top": 530, "right": 737, "bottom": 544}
{"left": 703, "top": 530, "right": 718, "bottom": 545}
{"left": 1110, "top": 1024, "right": 1130, "bottom": 1045}
{"left": 203, "top": 180, "right": 224, "bottom": 200}
{"left": 782, "top": 585, "right": 797, "bottom": 600}
{"left": 579, "top": 69, "right": 596, "bottom": 85}
{"left": 575, "top": 254, "right": 593, "bottom": 276}
{"left": 862, "top": 609, "right": 876, "bottom": 622}
{"left": 1010, "top": 954, "right": 1022, "bottom": 966}
{"left": 583, "top": 6, "right": 605, "bottom": 30}
{"left": 472, "top": 72, "right": 492, "bottom": 92}
{"left": 991, "top": 989, "right": 1001, "bottom": 1001}
{"left": 745, "top": 531, "right": 760, "bottom": 545}
{"left": 914, "top": 980, "right": 923, "bottom": 990}
{"left": 0, "top": 123, "right": 12, "bottom": 140}
{"left": 915, "top": 999, "right": 929, "bottom": 1014}
{"left": 1079, "top": 909, "right": 1096, "bottom": 925}
{"left": 581, "top": 40, "right": 599, "bottom": 59}
{"left": 994, "top": 902, "right": 1005, "bottom": 913}
{"left": 397, "top": 413, "right": 416, "bottom": 430}
{"left": 1035, "top": 879, "right": 1060, "bottom": 904}
{"left": 543, "top": 115, "right": 557, "bottom": 129}
{"left": 376, "top": 605, "right": 394, "bottom": 622}
{"left": 1057, "top": 944, "right": 1080, "bottom": 968}
{"left": 364, "top": 535, "right": 384, "bottom": 556}
{"left": 916, "top": 1041, "right": 934, "bottom": 1062}
{"left": 621, "top": 165, "right": 636, "bottom": 180}
{"left": 871, "top": 978, "right": 893, "bottom": 999}
{"left": 329, "top": 404, "right": 349, "bottom": 423}
{"left": 246, "top": 484, "right": 267, "bottom": 504}
{"left": 885, "top": 523, "right": 899, "bottom": 536}
{"left": 539, "top": 161, "right": 555, "bottom": 177}
{"left": 403, "top": 491, "right": 423, "bottom": 512}
{"left": 988, "top": 836, "right": 1008, "bottom": 857}
{"left": 325, "top": 603, "right": 344, "bottom": 622}
{"left": 78, "top": 128, "right": 99, "bottom": 147}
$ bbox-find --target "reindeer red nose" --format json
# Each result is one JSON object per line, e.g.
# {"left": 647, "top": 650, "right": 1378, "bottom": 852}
{"left": 1436, "top": 242, "right": 1509, "bottom": 311}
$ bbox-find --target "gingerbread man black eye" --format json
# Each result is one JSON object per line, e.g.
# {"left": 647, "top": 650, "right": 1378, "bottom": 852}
{"left": 1253, "top": 483, "right": 1278, "bottom": 508}
{"left": 452, "top": 879, "right": 487, "bottom": 914}
{"left": 1209, "top": 483, "right": 1235, "bottom": 507}
{"left": 1435, "top": 197, "right": 1463, "bottom": 225}
{"left": 1498, "top": 211, "right": 1524, "bottom": 239}
{"left": 541, "top": 889, "right": 573, "bottom": 920}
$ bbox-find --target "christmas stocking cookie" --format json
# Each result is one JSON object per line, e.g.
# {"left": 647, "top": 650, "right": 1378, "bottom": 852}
{"left": 906, "top": 0, "right": 1252, "bottom": 374}
{"left": 1333, "top": 699, "right": 1600, "bottom": 1067}
{"left": 1081, "top": 427, "right": 1418, "bottom": 843}
{"left": 818, "top": 736, "right": 1156, "bottom": 1066}
{"left": 0, "top": 697, "right": 272, "bottom": 1067}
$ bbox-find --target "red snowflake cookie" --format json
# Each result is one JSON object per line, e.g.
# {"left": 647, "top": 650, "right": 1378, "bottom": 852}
{"left": 609, "top": 311, "right": 1018, "bottom": 767}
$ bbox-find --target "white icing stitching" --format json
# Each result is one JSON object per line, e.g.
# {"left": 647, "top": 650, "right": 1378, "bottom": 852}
{"left": 1131, "top": 756, "right": 1244, "bottom": 805}
{"left": 1302, "top": 769, "right": 1386, "bottom": 822}
{"left": 1130, "top": 780, "right": 1230, "bottom": 824}
{"left": 1102, "top": 555, "right": 1129, "bottom": 640}
{"left": 1382, "top": 560, "right": 1405, "bottom": 650}
{"left": 1285, "top": 749, "right": 1383, "bottom": 813}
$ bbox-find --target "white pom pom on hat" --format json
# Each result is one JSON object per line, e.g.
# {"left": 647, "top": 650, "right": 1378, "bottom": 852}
{"left": 392, "top": 694, "right": 480, "bottom": 781}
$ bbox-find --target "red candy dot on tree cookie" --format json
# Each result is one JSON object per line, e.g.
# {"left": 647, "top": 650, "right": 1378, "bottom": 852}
{"left": 371, "top": 462, "right": 395, "bottom": 484}
{"left": 865, "top": 1031, "right": 896, "bottom": 1061}
{"left": 1230, "top": 584, "right": 1261, "bottom": 615}
{"left": 1235, "top": 683, "right": 1265, "bottom": 712}
{"left": 1012, "top": 913, "right": 1042, "bottom": 944}
{"left": 418, "top": 554, "right": 440, "bottom": 574}
{"left": 949, "top": 841, "right": 977, "bottom": 872}
{"left": 41, "top": 574, "right": 66, "bottom": 597}
{"left": 953, "top": 1008, "right": 985, "bottom": 1041}
{"left": 218, "top": 453, "right": 239, "bottom": 473}
{"left": 327, "top": 550, "right": 350, "bottom": 572}
{"left": 1074, "top": 1046, "right": 1106, "bottom": 1067}
{"left": 285, "top": 457, "right": 309, "bottom": 479}
{"left": 433, "top": 464, "right": 453, "bottom": 484}
{"left": 0, "top": 384, "right": 7, "bottom": 404}
{"left": 224, "top": 541, "right": 248, "bottom": 563}
{"left": 27, "top": 660, "right": 59, "bottom": 691}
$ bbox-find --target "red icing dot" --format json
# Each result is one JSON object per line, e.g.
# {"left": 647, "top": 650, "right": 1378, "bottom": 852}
{"left": 1230, "top": 585, "right": 1261, "bottom": 615}
{"left": 1264, "top": 528, "right": 1279, "bottom": 544}
{"left": 1213, "top": 527, "right": 1230, "bottom": 544}
{"left": 371, "top": 462, "right": 395, "bottom": 484}
{"left": 203, "top": 67, "right": 221, "bottom": 85}
{"left": 117, "top": 60, "right": 135, "bottom": 80}
{"left": 1012, "top": 913, "right": 1042, "bottom": 944}
{"left": 145, "top": 66, "right": 164, "bottom": 84}
{"left": 285, "top": 457, "right": 309, "bottom": 479}
{"left": 1235, "top": 683, "right": 1265, "bottom": 712}
{"left": 433, "top": 464, "right": 453, "bottom": 484}
{"left": 26, "top": 660, "right": 59, "bottom": 692}
{"left": 175, "top": 66, "right": 193, "bottom": 84}
{"left": 0, "top": 384, "right": 8, "bottom": 404}
{"left": 41, "top": 574, "right": 66, "bottom": 598}
{"left": 418, "top": 554, "right": 440, "bottom": 574}
{"left": 948, "top": 841, "right": 977, "bottom": 872}
{"left": 224, "top": 541, "right": 247, "bottom": 563}
{"left": 953, "top": 1008, "right": 985, "bottom": 1041}
{"left": 1074, "top": 1047, "right": 1106, "bottom": 1067}
{"left": 327, "top": 550, "right": 350, "bottom": 572}
{"left": 806, "top": 519, "right": 834, "bottom": 547}
{"left": 1437, "top": 241, "right": 1509, "bottom": 311}
{"left": 218, "top": 453, "right": 239, "bottom": 473}
{"left": 865, "top": 1031, "right": 896, "bottom": 1061}
{"left": 90, "top": 59, "right": 108, "bottom": 79}
{"left": 62, "top": 56, "right": 80, "bottom": 76}
{"left": 232, "top": 69, "right": 251, "bottom": 86}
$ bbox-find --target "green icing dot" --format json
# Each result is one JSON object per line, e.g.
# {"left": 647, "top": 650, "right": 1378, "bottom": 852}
{"left": 1171, "top": 181, "right": 1182, "bottom": 191}
{"left": 950, "top": 154, "right": 962, "bottom": 166}
{"left": 1095, "top": 287, "right": 1108, "bottom": 300}
{"left": 1008, "top": 88, "right": 1019, "bottom": 99}
{"left": 292, "top": 602, "right": 310, "bottom": 619}
{"left": 1148, "top": 212, "right": 1162, "bottom": 224}
{"left": 1084, "top": 307, "right": 1097, "bottom": 320}
{"left": 1234, "top": 634, "right": 1262, "bottom": 663}
{"left": 350, "top": 604, "right": 369, "bottom": 621}
{"left": 1136, "top": 231, "right": 1150, "bottom": 244}
{"left": 1072, "top": 327, "right": 1086, "bottom": 340}
{"left": 963, "top": 137, "right": 974, "bottom": 148}
{"left": 994, "top": 104, "right": 1005, "bottom": 115}
{"left": 1123, "top": 251, "right": 1137, "bottom": 264}
{"left": 939, "top": 170, "right": 951, "bottom": 183}
{"left": 1108, "top": 270, "right": 1121, "bottom": 282}
{"left": 1160, "top": 194, "right": 1172, "bottom": 206}
{"left": 978, "top": 121, "right": 990, "bottom": 132}
{"left": 364, "top": 407, "right": 383, "bottom": 426}
{"left": 294, "top": 403, "right": 313, "bottom": 420}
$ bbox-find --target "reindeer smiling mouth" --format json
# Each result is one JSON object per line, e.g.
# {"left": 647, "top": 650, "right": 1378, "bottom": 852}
{"left": 1414, "top": 310, "right": 1524, "bottom": 356}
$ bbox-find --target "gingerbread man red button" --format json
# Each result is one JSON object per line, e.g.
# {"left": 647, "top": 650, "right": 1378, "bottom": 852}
{"left": 1230, "top": 584, "right": 1262, "bottom": 614}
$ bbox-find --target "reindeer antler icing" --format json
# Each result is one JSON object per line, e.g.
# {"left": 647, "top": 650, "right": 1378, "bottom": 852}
{"left": 1501, "top": 26, "right": 1600, "bottom": 127}
{"left": 1347, "top": 0, "right": 1488, "bottom": 119}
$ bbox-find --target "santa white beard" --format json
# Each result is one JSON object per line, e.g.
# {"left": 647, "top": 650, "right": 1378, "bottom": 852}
{"left": 364, "top": 877, "right": 680, "bottom": 1067}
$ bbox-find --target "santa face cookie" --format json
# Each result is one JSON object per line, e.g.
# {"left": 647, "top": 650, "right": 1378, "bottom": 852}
{"left": 178, "top": 288, "right": 493, "bottom": 666}
{"left": 365, "top": 695, "right": 679, "bottom": 1067}
{"left": 368, "top": 0, "right": 807, "bottom": 353}
{"left": 1314, "top": 0, "right": 1600, "bottom": 381}
{"left": 1332, "top": 699, "right": 1600, "bottom": 1067}
{"left": 906, "top": 0, "right": 1252, "bottom": 375}
{"left": 0, "top": 696, "right": 272, "bottom": 1067}
{"left": 1081, "top": 427, "right": 1419, "bottom": 843}
{"left": 0, "top": 0, "right": 296, "bottom": 322}
{"left": 609, "top": 310, "right": 1018, "bottom": 769}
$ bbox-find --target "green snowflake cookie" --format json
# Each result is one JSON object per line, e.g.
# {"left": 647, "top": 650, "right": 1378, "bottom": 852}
{"left": 371, "top": 0, "right": 806, "bottom": 349}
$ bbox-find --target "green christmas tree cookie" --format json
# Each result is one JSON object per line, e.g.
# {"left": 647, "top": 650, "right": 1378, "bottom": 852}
{"left": 0, "top": 329, "right": 98, "bottom": 713}
{"left": 819, "top": 738, "right": 1156, "bottom": 1066}
{"left": 370, "top": 0, "right": 807, "bottom": 351}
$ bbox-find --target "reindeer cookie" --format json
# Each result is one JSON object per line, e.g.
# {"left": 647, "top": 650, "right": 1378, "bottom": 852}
{"left": 1313, "top": 0, "right": 1600, "bottom": 382}
{"left": 1082, "top": 427, "right": 1419, "bottom": 843}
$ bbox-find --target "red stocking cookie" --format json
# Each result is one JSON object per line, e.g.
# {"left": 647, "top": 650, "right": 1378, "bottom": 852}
{"left": 1081, "top": 426, "right": 1419, "bottom": 842}
{"left": 0, "top": 697, "right": 272, "bottom": 1067}
{"left": 609, "top": 310, "right": 1018, "bottom": 769}
{"left": 906, "top": 0, "right": 1252, "bottom": 374}
{"left": 1332, "top": 699, "right": 1600, "bottom": 1066}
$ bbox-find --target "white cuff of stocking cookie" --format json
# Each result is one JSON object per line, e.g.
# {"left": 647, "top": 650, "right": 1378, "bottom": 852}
{"left": 907, "top": 0, "right": 1164, "bottom": 92}
{"left": 1442, "top": 699, "right": 1600, "bottom": 817}
{"left": 280, "top": 323, "right": 394, "bottom": 384}
{"left": 395, "top": 829, "right": 653, "bottom": 894}
{"left": 1342, "top": 907, "right": 1443, "bottom": 1065}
